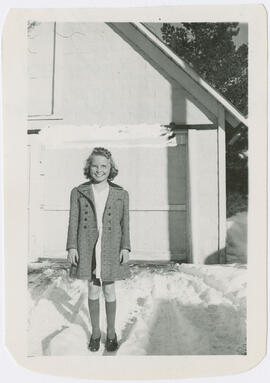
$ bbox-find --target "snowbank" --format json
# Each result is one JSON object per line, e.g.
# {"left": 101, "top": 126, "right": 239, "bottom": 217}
{"left": 226, "top": 212, "right": 247, "bottom": 264}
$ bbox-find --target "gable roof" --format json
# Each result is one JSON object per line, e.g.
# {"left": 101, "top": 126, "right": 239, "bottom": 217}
{"left": 109, "top": 22, "right": 248, "bottom": 128}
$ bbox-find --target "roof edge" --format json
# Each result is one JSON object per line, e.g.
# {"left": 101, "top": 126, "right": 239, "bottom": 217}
{"left": 132, "top": 22, "right": 248, "bottom": 127}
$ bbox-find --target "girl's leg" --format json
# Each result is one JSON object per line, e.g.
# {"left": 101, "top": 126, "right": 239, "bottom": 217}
{"left": 102, "top": 283, "right": 116, "bottom": 340}
{"left": 88, "top": 281, "right": 101, "bottom": 339}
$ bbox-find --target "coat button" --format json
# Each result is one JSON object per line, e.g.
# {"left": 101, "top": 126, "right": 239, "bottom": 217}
{"left": 84, "top": 218, "right": 87, "bottom": 221}
{"left": 108, "top": 213, "right": 111, "bottom": 216}
{"left": 85, "top": 211, "right": 88, "bottom": 214}
{"left": 85, "top": 204, "right": 88, "bottom": 208}
{"left": 108, "top": 227, "right": 111, "bottom": 231}
{"left": 84, "top": 225, "right": 87, "bottom": 229}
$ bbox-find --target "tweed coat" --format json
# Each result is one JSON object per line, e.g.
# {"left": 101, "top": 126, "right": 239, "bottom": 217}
{"left": 66, "top": 180, "right": 131, "bottom": 281}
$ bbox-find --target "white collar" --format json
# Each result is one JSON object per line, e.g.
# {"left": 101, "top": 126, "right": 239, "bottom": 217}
{"left": 92, "top": 182, "right": 109, "bottom": 194}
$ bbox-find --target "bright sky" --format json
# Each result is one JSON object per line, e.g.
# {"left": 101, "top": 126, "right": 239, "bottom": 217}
{"left": 145, "top": 23, "right": 248, "bottom": 48}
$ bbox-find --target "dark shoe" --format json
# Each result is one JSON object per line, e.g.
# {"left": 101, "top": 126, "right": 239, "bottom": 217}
{"left": 105, "top": 334, "right": 118, "bottom": 352}
{"left": 88, "top": 335, "right": 101, "bottom": 352}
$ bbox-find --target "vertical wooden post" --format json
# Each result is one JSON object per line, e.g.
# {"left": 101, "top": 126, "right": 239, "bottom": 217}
{"left": 187, "top": 129, "right": 199, "bottom": 263}
{"left": 187, "top": 126, "right": 219, "bottom": 264}
{"left": 217, "top": 104, "right": 227, "bottom": 263}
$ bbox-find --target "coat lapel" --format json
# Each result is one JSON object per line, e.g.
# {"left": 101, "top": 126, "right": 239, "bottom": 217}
{"left": 102, "top": 183, "right": 119, "bottom": 222}
{"left": 77, "top": 182, "right": 95, "bottom": 204}
{"left": 77, "top": 182, "right": 97, "bottom": 223}
{"left": 105, "top": 183, "right": 118, "bottom": 208}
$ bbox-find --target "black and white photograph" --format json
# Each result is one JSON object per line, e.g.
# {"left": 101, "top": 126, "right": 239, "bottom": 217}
{"left": 26, "top": 20, "right": 248, "bottom": 357}
{"left": 1, "top": 4, "right": 268, "bottom": 381}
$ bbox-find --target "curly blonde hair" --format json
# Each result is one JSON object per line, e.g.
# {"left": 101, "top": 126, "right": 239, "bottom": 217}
{"left": 83, "top": 147, "right": 119, "bottom": 181}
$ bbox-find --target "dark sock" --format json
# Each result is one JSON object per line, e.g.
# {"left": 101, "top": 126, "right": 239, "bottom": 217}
{"left": 88, "top": 298, "right": 100, "bottom": 338}
{"left": 105, "top": 300, "right": 116, "bottom": 339}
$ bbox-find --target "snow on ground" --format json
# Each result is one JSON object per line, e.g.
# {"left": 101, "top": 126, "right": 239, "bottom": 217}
{"left": 28, "top": 212, "right": 247, "bottom": 356}
{"left": 28, "top": 263, "right": 246, "bottom": 356}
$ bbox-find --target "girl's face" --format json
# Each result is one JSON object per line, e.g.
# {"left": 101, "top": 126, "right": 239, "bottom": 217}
{"left": 90, "top": 155, "right": 111, "bottom": 183}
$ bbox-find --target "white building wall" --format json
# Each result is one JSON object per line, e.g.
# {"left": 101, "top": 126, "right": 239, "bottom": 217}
{"left": 27, "top": 22, "right": 223, "bottom": 264}
{"left": 28, "top": 22, "right": 214, "bottom": 125}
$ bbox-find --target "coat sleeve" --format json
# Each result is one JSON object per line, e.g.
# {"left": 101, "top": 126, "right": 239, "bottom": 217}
{"left": 120, "top": 190, "right": 131, "bottom": 251}
{"left": 66, "top": 187, "right": 80, "bottom": 251}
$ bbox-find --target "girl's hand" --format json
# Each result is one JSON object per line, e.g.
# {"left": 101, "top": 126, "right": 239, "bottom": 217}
{"left": 68, "top": 248, "right": 79, "bottom": 265}
{"left": 120, "top": 249, "right": 130, "bottom": 264}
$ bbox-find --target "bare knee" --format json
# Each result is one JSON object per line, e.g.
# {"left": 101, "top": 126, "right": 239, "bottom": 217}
{"left": 103, "top": 283, "right": 116, "bottom": 302}
{"left": 88, "top": 281, "right": 101, "bottom": 300}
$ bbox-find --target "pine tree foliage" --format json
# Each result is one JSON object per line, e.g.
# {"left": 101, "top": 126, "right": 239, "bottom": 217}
{"left": 161, "top": 23, "right": 248, "bottom": 116}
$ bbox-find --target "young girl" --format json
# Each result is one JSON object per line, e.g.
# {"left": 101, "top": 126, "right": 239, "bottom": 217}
{"left": 66, "top": 147, "right": 131, "bottom": 352}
